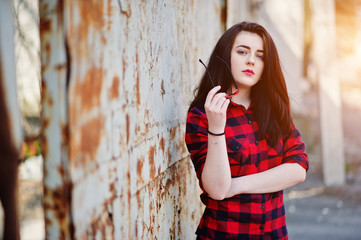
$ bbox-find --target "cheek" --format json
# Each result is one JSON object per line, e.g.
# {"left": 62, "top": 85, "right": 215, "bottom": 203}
{"left": 230, "top": 58, "right": 238, "bottom": 74}
{"left": 231, "top": 57, "right": 243, "bottom": 72}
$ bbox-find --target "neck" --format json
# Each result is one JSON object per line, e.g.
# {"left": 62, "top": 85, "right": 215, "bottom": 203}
{"left": 230, "top": 86, "right": 251, "bottom": 108}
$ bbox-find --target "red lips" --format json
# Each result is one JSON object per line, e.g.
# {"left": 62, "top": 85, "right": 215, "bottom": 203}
{"left": 242, "top": 69, "right": 255, "bottom": 75}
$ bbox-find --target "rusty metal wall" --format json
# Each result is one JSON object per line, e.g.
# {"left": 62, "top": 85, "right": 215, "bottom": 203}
{"left": 40, "top": 0, "right": 226, "bottom": 239}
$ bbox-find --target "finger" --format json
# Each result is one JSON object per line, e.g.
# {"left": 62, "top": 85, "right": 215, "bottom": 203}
{"left": 205, "top": 86, "right": 221, "bottom": 106}
{"left": 214, "top": 95, "right": 227, "bottom": 109}
{"left": 210, "top": 92, "right": 227, "bottom": 106}
{"left": 220, "top": 98, "right": 230, "bottom": 111}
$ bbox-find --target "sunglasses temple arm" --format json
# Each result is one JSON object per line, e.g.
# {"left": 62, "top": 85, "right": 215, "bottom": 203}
{"left": 216, "top": 56, "right": 239, "bottom": 91}
{"left": 225, "top": 89, "right": 239, "bottom": 99}
{"left": 199, "top": 59, "right": 215, "bottom": 88}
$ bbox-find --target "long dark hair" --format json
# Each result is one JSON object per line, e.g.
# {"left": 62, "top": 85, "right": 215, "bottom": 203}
{"left": 189, "top": 22, "right": 292, "bottom": 146}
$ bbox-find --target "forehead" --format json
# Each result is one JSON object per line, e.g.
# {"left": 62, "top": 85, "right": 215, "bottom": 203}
{"left": 233, "top": 31, "right": 264, "bottom": 50}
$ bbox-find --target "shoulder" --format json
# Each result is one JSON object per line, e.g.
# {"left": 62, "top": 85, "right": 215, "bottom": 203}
{"left": 186, "top": 106, "right": 208, "bottom": 133}
{"left": 283, "top": 122, "right": 302, "bottom": 140}
{"left": 187, "top": 106, "right": 206, "bottom": 121}
{"left": 188, "top": 106, "right": 206, "bottom": 115}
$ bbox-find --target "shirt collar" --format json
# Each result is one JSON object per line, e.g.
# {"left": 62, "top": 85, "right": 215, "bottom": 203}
{"left": 229, "top": 99, "right": 254, "bottom": 112}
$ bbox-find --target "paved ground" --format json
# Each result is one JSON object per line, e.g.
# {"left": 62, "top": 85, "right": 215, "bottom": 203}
{"left": 285, "top": 168, "right": 361, "bottom": 240}
{"left": 18, "top": 156, "right": 361, "bottom": 240}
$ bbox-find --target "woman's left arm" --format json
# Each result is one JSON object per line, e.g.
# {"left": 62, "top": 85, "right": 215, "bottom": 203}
{"left": 226, "top": 125, "right": 309, "bottom": 198}
{"left": 226, "top": 163, "right": 306, "bottom": 197}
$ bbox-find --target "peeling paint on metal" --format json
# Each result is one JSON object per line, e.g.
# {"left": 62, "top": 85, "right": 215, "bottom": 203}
{"left": 71, "top": 67, "right": 104, "bottom": 121}
{"left": 80, "top": 115, "right": 105, "bottom": 165}
{"left": 109, "top": 76, "right": 120, "bottom": 100}
{"left": 70, "top": 1, "right": 106, "bottom": 58}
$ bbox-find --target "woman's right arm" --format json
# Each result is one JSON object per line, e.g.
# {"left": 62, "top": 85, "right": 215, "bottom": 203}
{"left": 201, "top": 86, "right": 231, "bottom": 200}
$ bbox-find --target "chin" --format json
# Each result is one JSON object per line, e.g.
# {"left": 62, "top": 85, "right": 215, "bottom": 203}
{"left": 237, "top": 80, "right": 260, "bottom": 88}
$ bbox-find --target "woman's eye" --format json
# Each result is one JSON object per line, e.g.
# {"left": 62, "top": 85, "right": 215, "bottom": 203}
{"left": 237, "top": 50, "right": 247, "bottom": 55}
{"left": 256, "top": 54, "right": 263, "bottom": 60}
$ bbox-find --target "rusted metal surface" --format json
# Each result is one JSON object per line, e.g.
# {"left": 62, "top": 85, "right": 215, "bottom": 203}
{"left": 0, "top": 0, "right": 23, "bottom": 239}
{"left": 41, "top": 0, "right": 225, "bottom": 239}
{"left": 40, "top": 0, "right": 72, "bottom": 239}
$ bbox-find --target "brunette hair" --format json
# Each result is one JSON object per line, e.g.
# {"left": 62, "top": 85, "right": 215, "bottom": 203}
{"left": 189, "top": 21, "right": 292, "bottom": 146}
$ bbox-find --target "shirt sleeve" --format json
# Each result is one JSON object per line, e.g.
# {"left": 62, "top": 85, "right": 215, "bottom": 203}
{"left": 185, "top": 107, "right": 208, "bottom": 191}
{"left": 282, "top": 124, "right": 309, "bottom": 171}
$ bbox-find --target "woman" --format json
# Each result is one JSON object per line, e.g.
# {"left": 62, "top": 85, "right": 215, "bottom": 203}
{"left": 185, "top": 22, "right": 309, "bottom": 239}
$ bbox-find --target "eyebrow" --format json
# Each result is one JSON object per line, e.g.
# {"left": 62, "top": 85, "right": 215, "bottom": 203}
{"left": 236, "top": 44, "right": 264, "bottom": 52}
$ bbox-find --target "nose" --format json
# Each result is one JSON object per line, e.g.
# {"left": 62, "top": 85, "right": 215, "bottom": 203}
{"left": 247, "top": 54, "right": 255, "bottom": 65}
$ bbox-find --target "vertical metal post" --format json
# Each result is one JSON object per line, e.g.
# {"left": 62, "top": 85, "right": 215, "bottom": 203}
{"left": 0, "top": 0, "right": 24, "bottom": 239}
{"left": 310, "top": 0, "right": 345, "bottom": 185}
{"left": 39, "top": 0, "right": 72, "bottom": 238}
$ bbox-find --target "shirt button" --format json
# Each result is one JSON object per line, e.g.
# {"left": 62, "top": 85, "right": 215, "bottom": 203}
{"left": 255, "top": 140, "right": 259, "bottom": 145}
{"left": 234, "top": 145, "right": 240, "bottom": 151}
{"left": 255, "top": 163, "right": 259, "bottom": 167}
{"left": 259, "top": 225, "right": 264, "bottom": 230}
{"left": 260, "top": 205, "right": 264, "bottom": 209}
{"left": 248, "top": 120, "right": 252, "bottom": 124}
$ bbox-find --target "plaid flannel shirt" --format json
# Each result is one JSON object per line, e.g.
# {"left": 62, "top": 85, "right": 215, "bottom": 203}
{"left": 185, "top": 101, "right": 309, "bottom": 239}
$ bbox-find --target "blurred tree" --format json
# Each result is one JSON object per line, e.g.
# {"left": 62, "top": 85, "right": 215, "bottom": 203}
{"left": 12, "top": 0, "right": 41, "bottom": 141}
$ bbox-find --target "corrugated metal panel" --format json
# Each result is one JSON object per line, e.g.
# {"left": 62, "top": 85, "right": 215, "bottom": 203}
{"left": 41, "top": 0, "right": 225, "bottom": 239}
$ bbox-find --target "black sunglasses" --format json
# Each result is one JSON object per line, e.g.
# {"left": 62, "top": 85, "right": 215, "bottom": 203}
{"left": 199, "top": 56, "right": 239, "bottom": 99}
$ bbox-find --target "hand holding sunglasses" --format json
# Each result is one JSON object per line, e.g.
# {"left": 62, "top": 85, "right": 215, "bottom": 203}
{"left": 199, "top": 56, "right": 239, "bottom": 99}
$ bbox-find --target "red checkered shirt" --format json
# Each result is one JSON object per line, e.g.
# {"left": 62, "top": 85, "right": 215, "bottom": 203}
{"left": 185, "top": 101, "right": 309, "bottom": 239}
